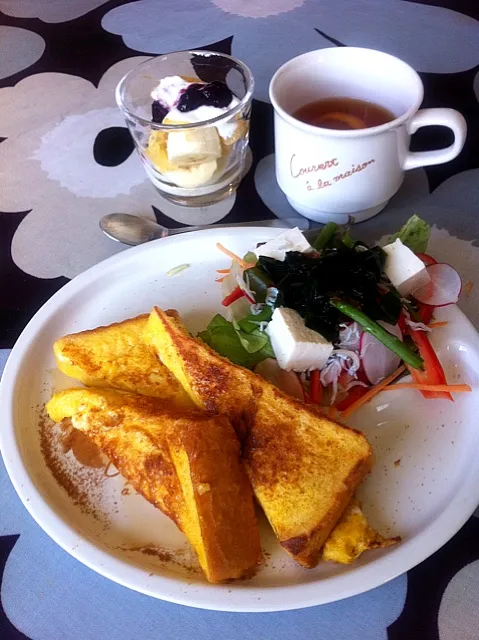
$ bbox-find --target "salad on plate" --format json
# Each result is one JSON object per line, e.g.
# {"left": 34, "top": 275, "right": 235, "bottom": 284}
{"left": 200, "top": 215, "right": 470, "bottom": 418}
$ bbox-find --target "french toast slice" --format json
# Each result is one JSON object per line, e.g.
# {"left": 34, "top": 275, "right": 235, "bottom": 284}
{"left": 145, "top": 307, "right": 374, "bottom": 568}
{"left": 53, "top": 315, "right": 192, "bottom": 408}
{"left": 46, "top": 387, "right": 262, "bottom": 582}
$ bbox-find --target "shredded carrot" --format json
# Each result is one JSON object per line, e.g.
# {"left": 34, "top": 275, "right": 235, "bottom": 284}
{"left": 216, "top": 242, "right": 255, "bottom": 270}
{"left": 328, "top": 405, "right": 340, "bottom": 420}
{"left": 340, "top": 365, "right": 406, "bottom": 420}
{"left": 464, "top": 281, "right": 474, "bottom": 298}
{"left": 215, "top": 276, "right": 227, "bottom": 283}
{"left": 216, "top": 268, "right": 231, "bottom": 274}
{"left": 428, "top": 321, "right": 449, "bottom": 328}
{"left": 382, "top": 383, "right": 471, "bottom": 393}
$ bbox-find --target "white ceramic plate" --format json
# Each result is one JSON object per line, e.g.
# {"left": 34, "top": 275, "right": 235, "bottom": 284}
{"left": 1, "top": 228, "right": 479, "bottom": 613}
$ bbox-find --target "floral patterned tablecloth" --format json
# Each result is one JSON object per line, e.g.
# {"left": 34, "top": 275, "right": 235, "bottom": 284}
{"left": 1, "top": 1, "right": 479, "bottom": 638}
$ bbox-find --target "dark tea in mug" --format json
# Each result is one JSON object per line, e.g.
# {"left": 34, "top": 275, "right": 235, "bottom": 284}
{"left": 293, "top": 97, "right": 395, "bottom": 130}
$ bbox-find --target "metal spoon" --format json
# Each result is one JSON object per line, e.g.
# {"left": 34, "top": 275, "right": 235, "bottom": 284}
{"left": 100, "top": 213, "right": 310, "bottom": 246}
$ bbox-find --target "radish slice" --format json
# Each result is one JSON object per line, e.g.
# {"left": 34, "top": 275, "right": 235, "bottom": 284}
{"left": 254, "top": 359, "right": 304, "bottom": 400}
{"left": 338, "top": 322, "right": 362, "bottom": 351}
{"left": 413, "top": 263, "right": 462, "bottom": 307}
{"left": 416, "top": 252, "right": 437, "bottom": 267}
{"left": 360, "top": 321, "right": 403, "bottom": 386}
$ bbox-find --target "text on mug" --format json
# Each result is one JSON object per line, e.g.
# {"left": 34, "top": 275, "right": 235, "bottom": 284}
{"left": 306, "top": 159, "right": 376, "bottom": 191}
{"left": 290, "top": 155, "right": 339, "bottom": 178}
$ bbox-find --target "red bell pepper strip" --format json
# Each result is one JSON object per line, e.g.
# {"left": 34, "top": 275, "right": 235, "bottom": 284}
{"left": 397, "top": 312, "right": 407, "bottom": 334}
{"left": 335, "top": 385, "right": 369, "bottom": 412}
{"left": 221, "top": 286, "right": 245, "bottom": 307}
{"left": 309, "top": 370, "right": 322, "bottom": 404}
{"left": 416, "top": 301, "right": 434, "bottom": 326}
{"left": 406, "top": 326, "right": 453, "bottom": 401}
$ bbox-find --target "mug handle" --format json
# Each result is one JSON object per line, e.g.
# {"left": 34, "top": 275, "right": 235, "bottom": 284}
{"left": 403, "top": 108, "right": 467, "bottom": 171}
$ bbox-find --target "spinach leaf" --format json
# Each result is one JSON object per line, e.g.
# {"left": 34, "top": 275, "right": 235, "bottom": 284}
{"left": 199, "top": 314, "right": 274, "bottom": 368}
{"left": 238, "top": 306, "right": 273, "bottom": 333}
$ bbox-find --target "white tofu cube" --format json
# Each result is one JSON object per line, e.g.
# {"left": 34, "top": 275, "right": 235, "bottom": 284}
{"left": 267, "top": 308, "right": 334, "bottom": 372}
{"left": 255, "top": 228, "right": 312, "bottom": 262}
{"left": 382, "top": 239, "right": 430, "bottom": 296}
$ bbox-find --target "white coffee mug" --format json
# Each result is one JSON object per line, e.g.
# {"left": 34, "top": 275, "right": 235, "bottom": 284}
{"left": 269, "top": 47, "right": 467, "bottom": 224}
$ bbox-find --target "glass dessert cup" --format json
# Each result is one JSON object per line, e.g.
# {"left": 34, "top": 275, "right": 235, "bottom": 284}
{"left": 116, "top": 51, "right": 254, "bottom": 207}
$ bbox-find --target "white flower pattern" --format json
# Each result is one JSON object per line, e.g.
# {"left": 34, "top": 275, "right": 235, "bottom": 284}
{"left": 0, "top": 26, "right": 45, "bottom": 80}
{"left": 212, "top": 0, "right": 306, "bottom": 19}
{"left": 0, "top": 0, "right": 111, "bottom": 23}
{"left": 0, "top": 57, "right": 237, "bottom": 280}
{"left": 439, "top": 562, "right": 479, "bottom": 640}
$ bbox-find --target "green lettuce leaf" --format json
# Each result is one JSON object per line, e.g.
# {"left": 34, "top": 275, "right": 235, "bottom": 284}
{"left": 198, "top": 314, "right": 274, "bottom": 368}
{"left": 233, "top": 323, "right": 269, "bottom": 353}
{"left": 237, "top": 306, "right": 273, "bottom": 333}
{"left": 389, "top": 214, "right": 430, "bottom": 253}
{"left": 243, "top": 251, "right": 257, "bottom": 265}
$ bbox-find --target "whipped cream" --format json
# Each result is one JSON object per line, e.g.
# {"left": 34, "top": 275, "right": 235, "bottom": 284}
{"left": 150, "top": 76, "right": 190, "bottom": 109}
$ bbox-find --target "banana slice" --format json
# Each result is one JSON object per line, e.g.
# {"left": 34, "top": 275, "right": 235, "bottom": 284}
{"left": 167, "top": 127, "right": 221, "bottom": 165}
{"left": 146, "top": 130, "right": 176, "bottom": 173}
{"left": 163, "top": 116, "right": 189, "bottom": 125}
{"left": 164, "top": 159, "right": 218, "bottom": 188}
{"left": 147, "top": 128, "right": 221, "bottom": 188}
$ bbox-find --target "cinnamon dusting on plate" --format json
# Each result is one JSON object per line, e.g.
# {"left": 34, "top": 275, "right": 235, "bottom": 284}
{"left": 104, "top": 461, "right": 121, "bottom": 478}
{"left": 38, "top": 407, "right": 106, "bottom": 520}
{"left": 39, "top": 405, "right": 201, "bottom": 577}
{"left": 120, "top": 544, "right": 200, "bottom": 575}
{"left": 60, "top": 419, "right": 105, "bottom": 468}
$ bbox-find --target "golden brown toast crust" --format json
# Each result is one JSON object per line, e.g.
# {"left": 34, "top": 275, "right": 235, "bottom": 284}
{"left": 53, "top": 315, "right": 192, "bottom": 408}
{"left": 146, "top": 307, "right": 374, "bottom": 568}
{"left": 170, "top": 410, "right": 263, "bottom": 581}
{"left": 46, "top": 387, "right": 262, "bottom": 582}
{"left": 279, "top": 457, "right": 373, "bottom": 566}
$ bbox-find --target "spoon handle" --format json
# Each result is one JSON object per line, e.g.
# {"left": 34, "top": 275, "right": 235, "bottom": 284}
{"left": 168, "top": 217, "right": 309, "bottom": 235}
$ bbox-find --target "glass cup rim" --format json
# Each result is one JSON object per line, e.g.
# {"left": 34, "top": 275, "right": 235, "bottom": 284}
{"left": 115, "top": 49, "right": 255, "bottom": 131}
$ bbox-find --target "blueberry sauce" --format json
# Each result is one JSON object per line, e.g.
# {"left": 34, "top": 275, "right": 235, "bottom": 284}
{"left": 152, "top": 100, "right": 168, "bottom": 123}
{"left": 177, "top": 81, "right": 234, "bottom": 112}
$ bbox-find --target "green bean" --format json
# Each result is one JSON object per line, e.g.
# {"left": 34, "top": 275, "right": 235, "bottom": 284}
{"left": 330, "top": 299, "right": 424, "bottom": 370}
{"left": 312, "top": 222, "right": 338, "bottom": 251}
